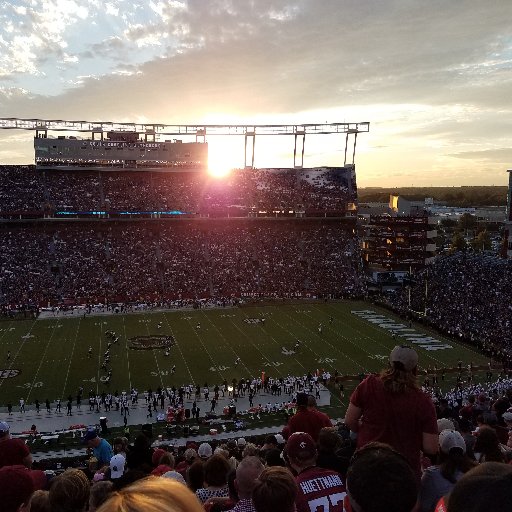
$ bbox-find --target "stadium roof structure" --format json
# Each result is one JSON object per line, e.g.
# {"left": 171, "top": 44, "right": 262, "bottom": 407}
{"left": 0, "top": 117, "right": 369, "bottom": 168}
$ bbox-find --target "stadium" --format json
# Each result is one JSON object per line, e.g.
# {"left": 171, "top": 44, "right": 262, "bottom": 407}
{"left": 1, "top": 117, "right": 512, "bottom": 510}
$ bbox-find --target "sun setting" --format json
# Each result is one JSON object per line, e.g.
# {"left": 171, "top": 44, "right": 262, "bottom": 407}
{"left": 207, "top": 137, "right": 242, "bottom": 178}
{"left": 207, "top": 164, "right": 233, "bottom": 178}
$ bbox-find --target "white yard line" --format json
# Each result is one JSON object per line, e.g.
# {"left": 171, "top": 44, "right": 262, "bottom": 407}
{"left": 280, "top": 307, "right": 366, "bottom": 372}
{"left": 95, "top": 319, "right": 104, "bottom": 395}
{"left": 267, "top": 313, "right": 317, "bottom": 373}
{"left": 121, "top": 316, "right": 133, "bottom": 391}
{"left": 0, "top": 318, "right": 38, "bottom": 374}
{"left": 321, "top": 303, "right": 447, "bottom": 368}
{"left": 162, "top": 312, "right": 195, "bottom": 386}
{"left": 60, "top": 317, "right": 82, "bottom": 399}
{"left": 319, "top": 303, "right": 405, "bottom": 352}
{"left": 0, "top": 318, "right": 38, "bottom": 393}
{"left": 0, "top": 320, "right": 15, "bottom": 343}
{"left": 0, "top": 320, "right": 36, "bottom": 391}
{"left": 185, "top": 317, "right": 225, "bottom": 382}
{"left": 25, "top": 319, "right": 60, "bottom": 402}
{"left": 144, "top": 317, "right": 165, "bottom": 389}
{"left": 229, "top": 314, "right": 282, "bottom": 378}
{"left": 200, "top": 310, "right": 252, "bottom": 377}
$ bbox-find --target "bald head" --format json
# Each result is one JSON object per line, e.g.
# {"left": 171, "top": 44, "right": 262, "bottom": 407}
{"left": 236, "top": 456, "right": 265, "bottom": 498}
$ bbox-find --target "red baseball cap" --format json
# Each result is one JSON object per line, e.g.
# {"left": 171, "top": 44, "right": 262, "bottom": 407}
{"left": 0, "top": 465, "right": 40, "bottom": 512}
{"left": 285, "top": 432, "right": 317, "bottom": 460}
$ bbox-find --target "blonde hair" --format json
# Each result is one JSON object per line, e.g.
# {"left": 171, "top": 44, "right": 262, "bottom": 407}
{"left": 242, "top": 443, "right": 260, "bottom": 458}
{"left": 49, "top": 468, "right": 91, "bottom": 512}
{"left": 380, "top": 364, "right": 419, "bottom": 393}
{"left": 97, "top": 476, "right": 204, "bottom": 512}
{"left": 29, "top": 490, "right": 51, "bottom": 512}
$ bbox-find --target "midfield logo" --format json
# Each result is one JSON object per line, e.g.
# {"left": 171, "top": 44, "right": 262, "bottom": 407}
{"left": 0, "top": 369, "right": 20, "bottom": 379}
{"left": 129, "top": 335, "right": 175, "bottom": 350}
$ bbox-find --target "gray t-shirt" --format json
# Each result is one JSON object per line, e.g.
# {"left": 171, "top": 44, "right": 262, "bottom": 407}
{"left": 419, "top": 465, "right": 463, "bottom": 512}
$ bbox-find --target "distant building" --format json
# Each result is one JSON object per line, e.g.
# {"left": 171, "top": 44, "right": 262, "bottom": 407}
{"left": 472, "top": 206, "right": 506, "bottom": 227}
{"left": 360, "top": 195, "right": 437, "bottom": 272}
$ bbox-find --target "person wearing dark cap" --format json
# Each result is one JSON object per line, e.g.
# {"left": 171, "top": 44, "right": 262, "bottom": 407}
{"left": 286, "top": 393, "right": 332, "bottom": 441}
{"left": 0, "top": 421, "right": 33, "bottom": 469}
{"left": 284, "top": 432, "right": 346, "bottom": 512}
{"left": 345, "top": 345, "right": 438, "bottom": 483}
{"left": 83, "top": 429, "right": 113, "bottom": 467}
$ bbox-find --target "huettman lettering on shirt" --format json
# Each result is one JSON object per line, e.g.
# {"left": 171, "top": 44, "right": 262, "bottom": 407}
{"left": 296, "top": 467, "right": 346, "bottom": 512}
{"left": 300, "top": 474, "right": 344, "bottom": 494}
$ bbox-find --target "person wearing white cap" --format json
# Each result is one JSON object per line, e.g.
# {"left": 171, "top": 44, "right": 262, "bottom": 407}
{"left": 162, "top": 470, "right": 186, "bottom": 485}
{"left": 418, "top": 429, "right": 477, "bottom": 512}
{"left": 0, "top": 421, "right": 33, "bottom": 468}
{"left": 345, "top": 345, "right": 439, "bottom": 483}
{"left": 503, "top": 411, "right": 512, "bottom": 449}
{"left": 197, "top": 442, "right": 213, "bottom": 460}
{"left": 274, "top": 434, "right": 285, "bottom": 445}
{"left": 109, "top": 453, "right": 126, "bottom": 480}
{"left": 437, "top": 418, "right": 455, "bottom": 433}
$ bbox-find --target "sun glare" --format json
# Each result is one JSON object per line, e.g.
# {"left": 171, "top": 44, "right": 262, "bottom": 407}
{"left": 207, "top": 138, "right": 239, "bottom": 178}
{"left": 207, "top": 165, "right": 232, "bottom": 178}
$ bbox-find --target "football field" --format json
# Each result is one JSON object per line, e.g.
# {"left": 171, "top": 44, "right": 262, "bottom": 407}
{"left": 0, "top": 301, "right": 489, "bottom": 407}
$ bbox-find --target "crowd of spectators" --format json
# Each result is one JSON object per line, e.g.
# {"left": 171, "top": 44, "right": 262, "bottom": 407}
{"left": 386, "top": 253, "right": 512, "bottom": 354}
{"left": 0, "top": 166, "right": 355, "bottom": 215}
{"left": 4, "top": 354, "right": 512, "bottom": 512}
{"left": 0, "top": 166, "right": 45, "bottom": 212}
{"left": 0, "top": 220, "right": 364, "bottom": 306}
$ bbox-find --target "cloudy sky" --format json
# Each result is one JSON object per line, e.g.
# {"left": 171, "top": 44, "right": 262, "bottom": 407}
{"left": 1, "top": 0, "right": 511, "bottom": 186}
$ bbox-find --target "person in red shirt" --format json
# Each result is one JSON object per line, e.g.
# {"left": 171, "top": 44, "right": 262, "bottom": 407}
{"left": 285, "top": 432, "right": 346, "bottom": 512}
{"left": 287, "top": 393, "right": 332, "bottom": 441}
{"left": 0, "top": 421, "right": 32, "bottom": 469}
{"left": 344, "top": 346, "right": 438, "bottom": 483}
{"left": 308, "top": 395, "right": 332, "bottom": 424}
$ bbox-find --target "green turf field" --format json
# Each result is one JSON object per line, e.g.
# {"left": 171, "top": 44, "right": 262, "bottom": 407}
{"left": 0, "top": 301, "right": 489, "bottom": 406}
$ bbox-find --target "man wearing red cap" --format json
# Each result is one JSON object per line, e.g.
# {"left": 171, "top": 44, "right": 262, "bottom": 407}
{"left": 285, "top": 432, "right": 346, "bottom": 512}
{"left": 0, "top": 465, "right": 34, "bottom": 512}
{"left": 0, "top": 421, "right": 32, "bottom": 469}
{"left": 0, "top": 464, "right": 47, "bottom": 512}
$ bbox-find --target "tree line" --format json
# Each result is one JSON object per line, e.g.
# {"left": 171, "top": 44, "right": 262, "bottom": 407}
{"left": 358, "top": 186, "right": 508, "bottom": 207}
